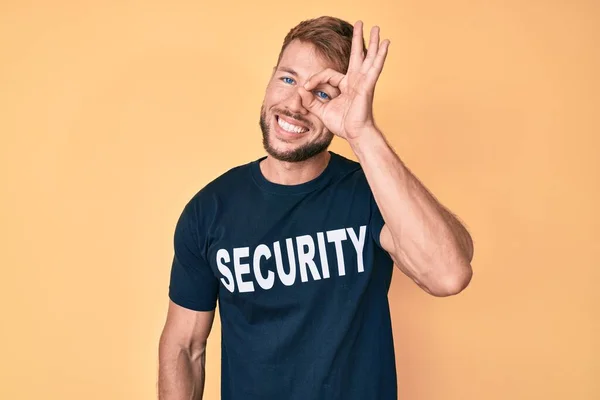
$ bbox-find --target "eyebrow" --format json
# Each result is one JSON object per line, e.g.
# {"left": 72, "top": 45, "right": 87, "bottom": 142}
{"left": 276, "top": 66, "right": 298, "bottom": 76}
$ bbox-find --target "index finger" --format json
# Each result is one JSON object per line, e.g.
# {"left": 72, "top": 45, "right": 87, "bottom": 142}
{"left": 304, "top": 68, "right": 345, "bottom": 91}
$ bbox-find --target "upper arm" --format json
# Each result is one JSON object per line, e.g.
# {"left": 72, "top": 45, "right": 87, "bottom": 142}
{"left": 379, "top": 224, "right": 405, "bottom": 271}
{"left": 379, "top": 223, "right": 395, "bottom": 257}
{"left": 160, "top": 299, "right": 216, "bottom": 351}
{"left": 380, "top": 224, "right": 403, "bottom": 269}
{"left": 379, "top": 223, "right": 433, "bottom": 294}
{"left": 380, "top": 224, "right": 404, "bottom": 268}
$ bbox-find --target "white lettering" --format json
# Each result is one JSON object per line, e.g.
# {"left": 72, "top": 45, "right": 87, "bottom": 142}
{"left": 216, "top": 249, "right": 235, "bottom": 292}
{"left": 296, "top": 235, "right": 321, "bottom": 282}
{"left": 233, "top": 247, "right": 254, "bottom": 293}
{"left": 216, "top": 226, "right": 368, "bottom": 293}
{"left": 316, "top": 232, "right": 330, "bottom": 279}
{"left": 327, "top": 229, "right": 348, "bottom": 276}
{"left": 275, "top": 240, "right": 296, "bottom": 286}
{"left": 253, "top": 244, "right": 274, "bottom": 290}
{"left": 347, "top": 226, "right": 367, "bottom": 273}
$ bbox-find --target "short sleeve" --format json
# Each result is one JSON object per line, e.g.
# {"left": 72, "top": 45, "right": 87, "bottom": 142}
{"left": 168, "top": 198, "right": 219, "bottom": 311}
{"left": 369, "top": 191, "right": 386, "bottom": 249}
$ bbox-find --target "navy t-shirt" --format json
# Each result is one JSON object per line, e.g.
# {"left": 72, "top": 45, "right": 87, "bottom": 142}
{"left": 168, "top": 151, "right": 397, "bottom": 399}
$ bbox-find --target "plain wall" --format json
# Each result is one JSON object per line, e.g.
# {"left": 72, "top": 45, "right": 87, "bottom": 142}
{"left": 1, "top": 0, "right": 598, "bottom": 399}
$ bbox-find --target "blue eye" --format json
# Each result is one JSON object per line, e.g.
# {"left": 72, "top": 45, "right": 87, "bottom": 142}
{"left": 281, "top": 77, "right": 295, "bottom": 84}
{"left": 315, "top": 91, "right": 330, "bottom": 100}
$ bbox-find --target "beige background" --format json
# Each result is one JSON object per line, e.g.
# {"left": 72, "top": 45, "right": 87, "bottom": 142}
{"left": 1, "top": 0, "right": 598, "bottom": 399}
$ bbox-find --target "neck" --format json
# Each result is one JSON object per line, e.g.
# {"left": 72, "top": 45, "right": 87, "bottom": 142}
{"left": 260, "top": 151, "right": 331, "bottom": 185}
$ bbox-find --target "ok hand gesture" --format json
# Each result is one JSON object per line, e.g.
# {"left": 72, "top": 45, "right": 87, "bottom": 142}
{"left": 298, "top": 21, "right": 390, "bottom": 141}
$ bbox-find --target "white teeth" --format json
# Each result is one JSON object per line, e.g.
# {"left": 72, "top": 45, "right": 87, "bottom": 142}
{"left": 277, "top": 117, "right": 308, "bottom": 133}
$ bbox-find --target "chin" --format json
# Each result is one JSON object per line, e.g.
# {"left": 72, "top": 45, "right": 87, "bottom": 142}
{"left": 262, "top": 131, "right": 333, "bottom": 163}
{"left": 264, "top": 137, "right": 302, "bottom": 161}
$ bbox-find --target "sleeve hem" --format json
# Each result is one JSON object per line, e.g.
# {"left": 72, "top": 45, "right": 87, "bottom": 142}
{"left": 372, "top": 219, "right": 385, "bottom": 248}
{"left": 168, "top": 291, "right": 217, "bottom": 312}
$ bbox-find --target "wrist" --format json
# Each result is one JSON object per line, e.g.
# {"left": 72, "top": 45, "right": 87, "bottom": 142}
{"left": 347, "top": 126, "right": 387, "bottom": 160}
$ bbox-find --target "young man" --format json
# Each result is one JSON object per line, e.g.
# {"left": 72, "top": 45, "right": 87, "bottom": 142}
{"left": 158, "top": 16, "right": 473, "bottom": 400}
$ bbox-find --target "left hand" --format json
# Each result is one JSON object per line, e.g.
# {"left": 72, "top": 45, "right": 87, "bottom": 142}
{"left": 299, "top": 21, "right": 390, "bottom": 141}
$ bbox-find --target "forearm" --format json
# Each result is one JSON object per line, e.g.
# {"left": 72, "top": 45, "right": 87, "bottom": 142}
{"left": 158, "top": 340, "right": 206, "bottom": 400}
{"left": 349, "top": 127, "right": 473, "bottom": 292}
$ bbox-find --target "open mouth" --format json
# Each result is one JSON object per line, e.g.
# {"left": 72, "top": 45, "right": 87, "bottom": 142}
{"left": 276, "top": 115, "right": 309, "bottom": 134}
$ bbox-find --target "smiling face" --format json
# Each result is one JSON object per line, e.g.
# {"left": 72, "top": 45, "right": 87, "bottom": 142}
{"left": 260, "top": 39, "right": 340, "bottom": 162}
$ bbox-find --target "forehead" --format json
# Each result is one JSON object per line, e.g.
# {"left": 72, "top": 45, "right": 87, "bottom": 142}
{"left": 277, "top": 40, "right": 336, "bottom": 78}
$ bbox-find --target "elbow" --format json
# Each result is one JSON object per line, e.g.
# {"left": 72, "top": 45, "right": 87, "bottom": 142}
{"left": 188, "top": 340, "right": 208, "bottom": 362}
{"left": 427, "top": 263, "right": 473, "bottom": 297}
{"left": 159, "top": 330, "right": 207, "bottom": 363}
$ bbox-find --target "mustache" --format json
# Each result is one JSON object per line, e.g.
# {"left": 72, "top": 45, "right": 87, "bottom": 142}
{"left": 273, "top": 108, "right": 313, "bottom": 129}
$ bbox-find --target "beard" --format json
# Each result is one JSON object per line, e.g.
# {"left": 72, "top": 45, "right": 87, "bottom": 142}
{"left": 260, "top": 105, "right": 333, "bottom": 163}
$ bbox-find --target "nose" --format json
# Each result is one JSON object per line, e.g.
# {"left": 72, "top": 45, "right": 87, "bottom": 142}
{"left": 283, "top": 89, "right": 308, "bottom": 115}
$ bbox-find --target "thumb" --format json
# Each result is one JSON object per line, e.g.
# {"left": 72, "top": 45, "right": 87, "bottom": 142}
{"left": 298, "top": 87, "right": 325, "bottom": 119}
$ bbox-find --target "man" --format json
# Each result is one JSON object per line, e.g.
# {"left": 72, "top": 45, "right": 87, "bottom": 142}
{"left": 158, "top": 16, "right": 473, "bottom": 400}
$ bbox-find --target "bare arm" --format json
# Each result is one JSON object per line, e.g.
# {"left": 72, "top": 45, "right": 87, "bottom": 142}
{"left": 350, "top": 128, "right": 473, "bottom": 297}
{"left": 158, "top": 300, "right": 215, "bottom": 399}
{"left": 298, "top": 22, "right": 472, "bottom": 297}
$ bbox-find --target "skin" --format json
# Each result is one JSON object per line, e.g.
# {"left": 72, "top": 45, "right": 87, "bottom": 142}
{"left": 158, "top": 20, "right": 474, "bottom": 400}
{"left": 260, "top": 21, "right": 473, "bottom": 296}
{"left": 258, "top": 40, "right": 339, "bottom": 182}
